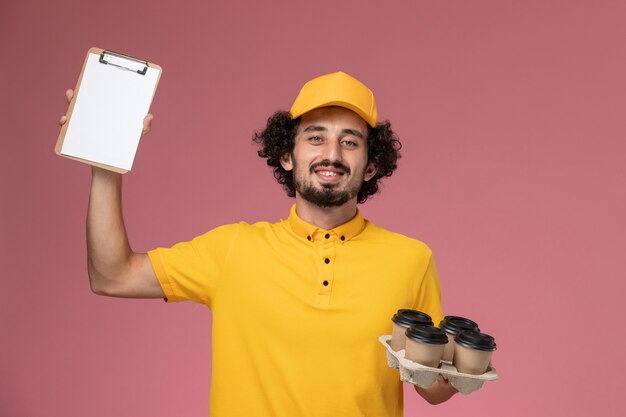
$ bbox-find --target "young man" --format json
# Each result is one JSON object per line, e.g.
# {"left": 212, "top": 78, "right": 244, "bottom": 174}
{"left": 61, "top": 71, "right": 457, "bottom": 416}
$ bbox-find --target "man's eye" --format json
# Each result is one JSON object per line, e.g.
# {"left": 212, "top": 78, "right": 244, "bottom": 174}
{"left": 309, "top": 136, "right": 323, "bottom": 143}
{"left": 341, "top": 140, "right": 357, "bottom": 147}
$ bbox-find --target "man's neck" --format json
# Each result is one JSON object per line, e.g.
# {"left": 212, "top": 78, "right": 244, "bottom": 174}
{"left": 294, "top": 194, "right": 358, "bottom": 230}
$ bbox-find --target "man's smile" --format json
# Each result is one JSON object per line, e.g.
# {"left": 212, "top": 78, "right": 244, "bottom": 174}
{"left": 311, "top": 162, "right": 350, "bottom": 183}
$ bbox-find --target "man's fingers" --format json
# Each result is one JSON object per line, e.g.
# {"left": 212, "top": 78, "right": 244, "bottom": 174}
{"left": 58, "top": 89, "right": 74, "bottom": 126}
{"left": 142, "top": 114, "right": 154, "bottom": 136}
{"left": 436, "top": 374, "right": 450, "bottom": 386}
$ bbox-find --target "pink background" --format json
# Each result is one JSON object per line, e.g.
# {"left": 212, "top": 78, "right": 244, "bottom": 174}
{"left": 1, "top": 0, "right": 625, "bottom": 415}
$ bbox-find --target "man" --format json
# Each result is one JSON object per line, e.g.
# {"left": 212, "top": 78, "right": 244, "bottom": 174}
{"left": 60, "top": 71, "right": 457, "bottom": 416}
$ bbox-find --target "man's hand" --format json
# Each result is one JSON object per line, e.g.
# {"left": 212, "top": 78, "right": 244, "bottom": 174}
{"left": 414, "top": 374, "right": 458, "bottom": 405}
{"left": 58, "top": 89, "right": 154, "bottom": 134}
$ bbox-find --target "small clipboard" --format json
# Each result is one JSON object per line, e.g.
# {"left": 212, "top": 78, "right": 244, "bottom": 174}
{"left": 55, "top": 47, "right": 162, "bottom": 173}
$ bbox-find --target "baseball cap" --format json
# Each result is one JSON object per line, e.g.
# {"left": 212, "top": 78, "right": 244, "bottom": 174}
{"left": 289, "top": 71, "right": 378, "bottom": 127}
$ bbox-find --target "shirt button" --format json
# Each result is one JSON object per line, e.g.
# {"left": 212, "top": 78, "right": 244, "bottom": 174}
{"left": 340, "top": 235, "right": 345, "bottom": 241}
{"left": 323, "top": 280, "right": 329, "bottom": 286}
{"left": 307, "top": 235, "right": 311, "bottom": 241}
{"left": 325, "top": 233, "right": 330, "bottom": 239}
{"left": 324, "top": 258, "right": 330, "bottom": 264}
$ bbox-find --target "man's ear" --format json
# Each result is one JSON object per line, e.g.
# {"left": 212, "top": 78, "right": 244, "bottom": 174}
{"left": 364, "top": 162, "right": 377, "bottom": 181}
{"left": 280, "top": 153, "right": 293, "bottom": 171}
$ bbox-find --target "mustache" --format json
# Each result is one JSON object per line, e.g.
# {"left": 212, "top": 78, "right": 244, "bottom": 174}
{"left": 309, "top": 160, "right": 351, "bottom": 175}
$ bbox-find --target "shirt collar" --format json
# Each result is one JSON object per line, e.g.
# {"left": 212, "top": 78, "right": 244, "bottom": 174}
{"left": 286, "top": 204, "right": 366, "bottom": 242}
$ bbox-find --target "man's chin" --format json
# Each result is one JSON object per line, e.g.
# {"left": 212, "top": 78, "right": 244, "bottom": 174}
{"left": 300, "top": 189, "right": 354, "bottom": 207}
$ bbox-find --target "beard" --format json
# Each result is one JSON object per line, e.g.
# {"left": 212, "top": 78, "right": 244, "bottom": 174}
{"left": 292, "top": 158, "right": 362, "bottom": 208}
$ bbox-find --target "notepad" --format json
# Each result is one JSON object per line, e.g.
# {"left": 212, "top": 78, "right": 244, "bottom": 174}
{"left": 55, "top": 48, "right": 162, "bottom": 173}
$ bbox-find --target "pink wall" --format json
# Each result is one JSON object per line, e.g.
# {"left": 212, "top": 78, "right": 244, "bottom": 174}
{"left": 2, "top": 0, "right": 625, "bottom": 415}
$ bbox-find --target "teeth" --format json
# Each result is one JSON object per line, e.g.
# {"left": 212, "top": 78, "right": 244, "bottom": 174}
{"left": 320, "top": 171, "right": 338, "bottom": 177}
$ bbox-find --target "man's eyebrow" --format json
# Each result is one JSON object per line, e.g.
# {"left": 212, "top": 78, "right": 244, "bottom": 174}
{"left": 342, "top": 128, "right": 364, "bottom": 139}
{"left": 302, "top": 125, "right": 365, "bottom": 139}
{"left": 303, "top": 125, "right": 327, "bottom": 133}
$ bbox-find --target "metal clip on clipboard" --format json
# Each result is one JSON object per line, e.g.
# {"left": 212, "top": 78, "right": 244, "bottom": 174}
{"left": 99, "top": 50, "right": 148, "bottom": 75}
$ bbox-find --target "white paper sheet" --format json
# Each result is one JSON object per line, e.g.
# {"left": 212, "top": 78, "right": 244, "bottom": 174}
{"left": 60, "top": 52, "right": 160, "bottom": 171}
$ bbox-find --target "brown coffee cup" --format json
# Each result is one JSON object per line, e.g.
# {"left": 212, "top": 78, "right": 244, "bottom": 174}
{"left": 404, "top": 325, "right": 448, "bottom": 368}
{"left": 453, "top": 330, "right": 497, "bottom": 375}
{"left": 438, "top": 316, "right": 480, "bottom": 362}
{"left": 390, "top": 309, "right": 433, "bottom": 351}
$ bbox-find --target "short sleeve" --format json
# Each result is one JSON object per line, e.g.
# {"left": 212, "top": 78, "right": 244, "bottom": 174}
{"left": 413, "top": 254, "right": 445, "bottom": 327}
{"left": 147, "top": 223, "right": 242, "bottom": 306}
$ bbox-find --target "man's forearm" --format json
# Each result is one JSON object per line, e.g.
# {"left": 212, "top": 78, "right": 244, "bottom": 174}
{"left": 86, "top": 166, "right": 133, "bottom": 294}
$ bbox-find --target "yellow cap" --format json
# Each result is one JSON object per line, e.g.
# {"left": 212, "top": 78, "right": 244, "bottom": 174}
{"left": 289, "top": 71, "right": 378, "bottom": 127}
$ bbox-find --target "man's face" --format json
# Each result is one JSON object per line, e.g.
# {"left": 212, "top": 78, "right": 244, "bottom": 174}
{"left": 280, "top": 106, "right": 377, "bottom": 207}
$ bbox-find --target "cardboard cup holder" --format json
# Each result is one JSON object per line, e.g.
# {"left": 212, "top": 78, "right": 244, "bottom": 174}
{"left": 379, "top": 335, "right": 499, "bottom": 395}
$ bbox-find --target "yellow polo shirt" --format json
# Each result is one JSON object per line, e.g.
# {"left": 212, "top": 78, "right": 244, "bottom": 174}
{"left": 148, "top": 205, "right": 444, "bottom": 417}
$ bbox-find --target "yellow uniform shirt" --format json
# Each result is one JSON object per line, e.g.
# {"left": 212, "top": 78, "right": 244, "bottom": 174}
{"left": 148, "top": 205, "right": 444, "bottom": 417}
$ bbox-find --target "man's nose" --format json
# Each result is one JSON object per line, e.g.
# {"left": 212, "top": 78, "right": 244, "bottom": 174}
{"left": 322, "top": 138, "right": 342, "bottom": 161}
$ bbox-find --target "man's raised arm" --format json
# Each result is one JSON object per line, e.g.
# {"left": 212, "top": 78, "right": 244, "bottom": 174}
{"left": 60, "top": 89, "right": 163, "bottom": 298}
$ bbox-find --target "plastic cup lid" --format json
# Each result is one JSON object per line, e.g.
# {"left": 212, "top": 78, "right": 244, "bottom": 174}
{"left": 392, "top": 309, "right": 433, "bottom": 328}
{"left": 455, "top": 330, "right": 497, "bottom": 351}
{"left": 405, "top": 325, "right": 448, "bottom": 345}
{"left": 439, "top": 316, "right": 480, "bottom": 335}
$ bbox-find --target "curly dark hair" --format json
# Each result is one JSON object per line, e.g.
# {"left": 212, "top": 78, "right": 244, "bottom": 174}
{"left": 252, "top": 110, "right": 402, "bottom": 204}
